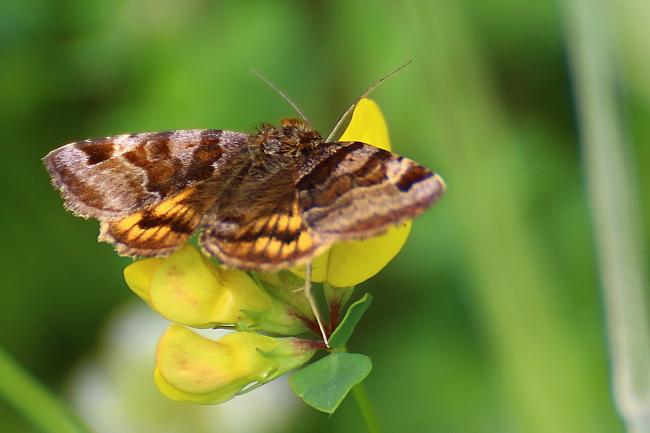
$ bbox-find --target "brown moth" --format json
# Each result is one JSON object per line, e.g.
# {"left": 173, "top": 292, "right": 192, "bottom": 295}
{"left": 43, "top": 117, "right": 445, "bottom": 270}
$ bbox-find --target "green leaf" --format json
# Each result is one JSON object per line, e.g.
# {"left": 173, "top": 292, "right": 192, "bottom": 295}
{"left": 328, "top": 293, "right": 372, "bottom": 349}
{"left": 289, "top": 352, "right": 372, "bottom": 414}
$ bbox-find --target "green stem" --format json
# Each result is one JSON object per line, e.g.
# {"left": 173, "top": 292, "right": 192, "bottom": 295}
{"left": 351, "top": 382, "right": 382, "bottom": 433}
{"left": 0, "top": 345, "right": 93, "bottom": 433}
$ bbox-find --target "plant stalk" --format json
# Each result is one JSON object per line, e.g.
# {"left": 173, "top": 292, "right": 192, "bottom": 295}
{"left": 0, "top": 345, "right": 93, "bottom": 433}
{"left": 351, "top": 382, "right": 382, "bottom": 433}
{"left": 564, "top": 0, "right": 650, "bottom": 431}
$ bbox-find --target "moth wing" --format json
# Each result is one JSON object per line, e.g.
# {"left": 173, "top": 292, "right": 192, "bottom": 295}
{"left": 199, "top": 167, "right": 326, "bottom": 270}
{"left": 43, "top": 129, "right": 248, "bottom": 220}
{"left": 100, "top": 183, "right": 214, "bottom": 257}
{"left": 44, "top": 129, "right": 248, "bottom": 257}
{"left": 297, "top": 141, "right": 446, "bottom": 240}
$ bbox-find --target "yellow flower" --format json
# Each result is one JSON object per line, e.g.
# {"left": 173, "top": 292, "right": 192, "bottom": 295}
{"left": 124, "top": 245, "right": 309, "bottom": 335}
{"left": 155, "top": 324, "right": 318, "bottom": 404}
{"left": 122, "top": 97, "right": 425, "bottom": 406}
{"left": 291, "top": 98, "right": 412, "bottom": 287}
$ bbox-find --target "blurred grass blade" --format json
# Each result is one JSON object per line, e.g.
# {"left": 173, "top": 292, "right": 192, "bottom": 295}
{"left": 408, "top": 1, "right": 612, "bottom": 431}
{"left": 564, "top": 1, "right": 650, "bottom": 432}
{"left": 0, "top": 346, "right": 93, "bottom": 433}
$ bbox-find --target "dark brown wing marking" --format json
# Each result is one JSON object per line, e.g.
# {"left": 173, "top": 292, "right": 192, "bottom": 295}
{"left": 297, "top": 141, "right": 446, "bottom": 240}
{"left": 43, "top": 129, "right": 248, "bottom": 220}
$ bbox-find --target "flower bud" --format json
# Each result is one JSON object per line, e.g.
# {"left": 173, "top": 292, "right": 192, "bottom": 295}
{"left": 155, "top": 324, "right": 318, "bottom": 404}
{"left": 124, "top": 245, "right": 308, "bottom": 334}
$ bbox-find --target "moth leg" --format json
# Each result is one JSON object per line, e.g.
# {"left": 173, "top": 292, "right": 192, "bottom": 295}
{"left": 303, "top": 263, "right": 330, "bottom": 347}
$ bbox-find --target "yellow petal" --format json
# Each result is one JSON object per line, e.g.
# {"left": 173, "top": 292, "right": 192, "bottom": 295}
{"left": 209, "top": 265, "right": 273, "bottom": 326}
{"left": 155, "top": 325, "right": 315, "bottom": 404}
{"left": 148, "top": 245, "right": 271, "bottom": 327}
{"left": 338, "top": 98, "right": 391, "bottom": 151}
{"left": 154, "top": 366, "right": 242, "bottom": 405}
{"left": 156, "top": 325, "right": 262, "bottom": 401}
{"left": 327, "top": 221, "right": 411, "bottom": 287}
{"left": 289, "top": 249, "right": 329, "bottom": 283}
{"left": 123, "top": 258, "right": 164, "bottom": 304}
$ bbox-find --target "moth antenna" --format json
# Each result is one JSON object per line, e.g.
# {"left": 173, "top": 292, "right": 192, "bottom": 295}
{"left": 250, "top": 68, "right": 309, "bottom": 123}
{"left": 326, "top": 60, "right": 412, "bottom": 143}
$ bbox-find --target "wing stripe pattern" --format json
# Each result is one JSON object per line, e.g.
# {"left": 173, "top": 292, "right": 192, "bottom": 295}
{"left": 297, "top": 141, "right": 445, "bottom": 239}
{"left": 199, "top": 199, "right": 322, "bottom": 270}
{"left": 99, "top": 186, "right": 206, "bottom": 256}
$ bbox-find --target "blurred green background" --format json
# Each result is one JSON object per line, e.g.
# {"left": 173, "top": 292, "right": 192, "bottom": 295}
{"left": 1, "top": 0, "right": 648, "bottom": 432}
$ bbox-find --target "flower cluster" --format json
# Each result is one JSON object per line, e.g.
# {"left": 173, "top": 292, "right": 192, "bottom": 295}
{"left": 123, "top": 98, "right": 412, "bottom": 404}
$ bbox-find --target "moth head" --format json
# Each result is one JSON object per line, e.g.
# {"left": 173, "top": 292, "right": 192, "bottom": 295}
{"left": 280, "top": 118, "right": 309, "bottom": 128}
{"left": 255, "top": 119, "right": 322, "bottom": 155}
{"left": 279, "top": 118, "right": 322, "bottom": 147}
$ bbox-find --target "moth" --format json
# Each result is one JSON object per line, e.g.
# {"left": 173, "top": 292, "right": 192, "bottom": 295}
{"left": 43, "top": 109, "right": 445, "bottom": 271}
